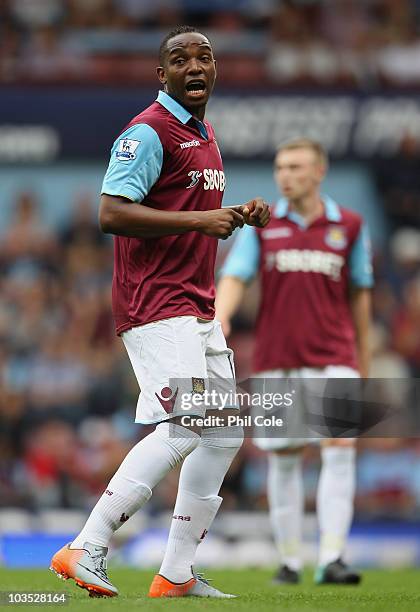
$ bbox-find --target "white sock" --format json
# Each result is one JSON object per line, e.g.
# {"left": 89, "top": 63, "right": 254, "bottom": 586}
{"left": 159, "top": 491, "right": 222, "bottom": 583}
{"left": 159, "top": 425, "right": 243, "bottom": 582}
{"left": 317, "top": 446, "right": 356, "bottom": 567}
{"left": 267, "top": 452, "right": 303, "bottom": 572}
{"left": 71, "top": 423, "right": 200, "bottom": 549}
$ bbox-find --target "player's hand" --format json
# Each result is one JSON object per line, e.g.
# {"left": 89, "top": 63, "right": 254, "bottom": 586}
{"left": 238, "top": 197, "right": 270, "bottom": 228}
{"left": 198, "top": 208, "right": 245, "bottom": 239}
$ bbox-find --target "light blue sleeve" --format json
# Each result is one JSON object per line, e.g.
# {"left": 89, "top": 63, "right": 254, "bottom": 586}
{"left": 219, "top": 224, "right": 260, "bottom": 283}
{"left": 101, "top": 123, "right": 163, "bottom": 202}
{"left": 349, "top": 223, "right": 374, "bottom": 287}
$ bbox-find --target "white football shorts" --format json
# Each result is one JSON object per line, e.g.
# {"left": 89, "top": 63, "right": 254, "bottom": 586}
{"left": 253, "top": 365, "right": 360, "bottom": 451}
{"left": 122, "top": 316, "right": 237, "bottom": 424}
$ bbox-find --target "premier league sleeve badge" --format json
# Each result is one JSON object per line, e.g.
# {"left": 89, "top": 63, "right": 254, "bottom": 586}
{"left": 116, "top": 138, "right": 141, "bottom": 161}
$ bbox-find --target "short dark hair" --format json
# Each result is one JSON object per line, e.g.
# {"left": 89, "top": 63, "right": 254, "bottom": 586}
{"left": 158, "top": 25, "right": 206, "bottom": 65}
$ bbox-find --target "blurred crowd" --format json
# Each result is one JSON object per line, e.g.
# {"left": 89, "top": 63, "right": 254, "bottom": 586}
{"left": 0, "top": 184, "right": 419, "bottom": 519}
{"left": 2, "top": 0, "right": 420, "bottom": 86}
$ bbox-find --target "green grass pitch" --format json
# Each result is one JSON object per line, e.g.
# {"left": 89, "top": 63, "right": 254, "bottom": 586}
{"left": 1, "top": 568, "right": 419, "bottom": 611}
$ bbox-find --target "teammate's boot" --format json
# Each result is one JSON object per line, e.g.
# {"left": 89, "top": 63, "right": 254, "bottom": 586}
{"left": 272, "top": 564, "right": 300, "bottom": 584}
{"left": 49, "top": 542, "right": 118, "bottom": 597}
{"left": 148, "top": 568, "right": 236, "bottom": 598}
{"left": 315, "top": 558, "right": 361, "bottom": 585}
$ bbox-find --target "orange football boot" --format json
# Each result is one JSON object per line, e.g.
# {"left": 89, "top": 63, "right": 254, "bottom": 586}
{"left": 148, "top": 571, "right": 235, "bottom": 598}
{"left": 50, "top": 542, "right": 118, "bottom": 598}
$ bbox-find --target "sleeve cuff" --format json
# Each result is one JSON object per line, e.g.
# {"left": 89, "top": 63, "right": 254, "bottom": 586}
{"left": 101, "top": 187, "right": 140, "bottom": 202}
{"left": 219, "top": 267, "right": 255, "bottom": 283}
{"left": 350, "top": 279, "right": 374, "bottom": 288}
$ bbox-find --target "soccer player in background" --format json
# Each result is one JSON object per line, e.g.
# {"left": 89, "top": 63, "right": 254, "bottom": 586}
{"left": 50, "top": 26, "right": 269, "bottom": 598}
{"left": 216, "top": 139, "right": 373, "bottom": 585}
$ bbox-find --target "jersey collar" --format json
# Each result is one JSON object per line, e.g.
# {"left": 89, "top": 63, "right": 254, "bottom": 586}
{"left": 156, "top": 90, "right": 192, "bottom": 124}
{"left": 274, "top": 194, "right": 342, "bottom": 226}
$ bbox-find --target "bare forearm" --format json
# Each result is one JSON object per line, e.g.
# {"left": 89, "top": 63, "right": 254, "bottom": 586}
{"left": 216, "top": 276, "right": 247, "bottom": 323}
{"left": 350, "top": 288, "right": 372, "bottom": 377}
{"left": 99, "top": 195, "right": 251, "bottom": 239}
{"left": 99, "top": 195, "right": 202, "bottom": 238}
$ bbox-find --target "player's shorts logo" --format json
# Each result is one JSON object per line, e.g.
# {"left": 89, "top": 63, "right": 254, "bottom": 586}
{"left": 155, "top": 386, "right": 178, "bottom": 413}
{"left": 325, "top": 227, "right": 347, "bottom": 250}
{"left": 186, "top": 170, "right": 203, "bottom": 189}
{"left": 192, "top": 377, "right": 205, "bottom": 394}
{"left": 116, "top": 138, "right": 141, "bottom": 161}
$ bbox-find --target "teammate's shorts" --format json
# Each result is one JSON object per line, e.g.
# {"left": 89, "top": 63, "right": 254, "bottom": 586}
{"left": 122, "top": 316, "right": 237, "bottom": 424}
{"left": 253, "top": 365, "right": 359, "bottom": 451}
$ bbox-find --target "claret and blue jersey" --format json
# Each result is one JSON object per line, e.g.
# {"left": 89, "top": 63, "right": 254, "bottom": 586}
{"left": 102, "top": 91, "right": 225, "bottom": 204}
{"left": 221, "top": 195, "right": 374, "bottom": 372}
{"left": 101, "top": 91, "right": 226, "bottom": 334}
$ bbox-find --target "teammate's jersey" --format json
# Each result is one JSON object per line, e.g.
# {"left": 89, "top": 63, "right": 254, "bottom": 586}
{"left": 221, "top": 196, "right": 373, "bottom": 372}
{"left": 101, "top": 91, "right": 225, "bottom": 334}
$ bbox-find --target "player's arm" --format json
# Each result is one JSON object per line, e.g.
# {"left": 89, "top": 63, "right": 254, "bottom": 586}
{"left": 215, "top": 277, "right": 247, "bottom": 338}
{"left": 98, "top": 123, "right": 249, "bottom": 240}
{"left": 215, "top": 224, "right": 260, "bottom": 337}
{"left": 349, "top": 287, "right": 371, "bottom": 378}
{"left": 348, "top": 223, "right": 374, "bottom": 378}
{"left": 99, "top": 195, "right": 245, "bottom": 239}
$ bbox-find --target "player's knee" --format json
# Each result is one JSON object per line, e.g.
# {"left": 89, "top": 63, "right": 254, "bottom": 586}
{"left": 321, "top": 445, "right": 356, "bottom": 474}
{"left": 200, "top": 425, "right": 244, "bottom": 451}
{"left": 322, "top": 438, "right": 356, "bottom": 448}
{"left": 269, "top": 451, "right": 301, "bottom": 472}
{"left": 155, "top": 421, "right": 201, "bottom": 461}
{"left": 273, "top": 447, "right": 304, "bottom": 456}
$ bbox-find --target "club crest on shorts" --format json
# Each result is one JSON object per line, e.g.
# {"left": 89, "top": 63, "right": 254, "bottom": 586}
{"left": 192, "top": 377, "right": 205, "bottom": 394}
{"left": 325, "top": 226, "right": 347, "bottom": 250}
{"left": 155, "top": 386, "right": 178, "bottom": 413}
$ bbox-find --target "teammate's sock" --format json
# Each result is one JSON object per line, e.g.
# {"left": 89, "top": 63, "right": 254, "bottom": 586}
{"left": 159, "top": 425, "right": 243, "bottom": 583}
{"left": 71, "top": 423, "right": 200, "bottom": 549}
{"left": 267, "top": 453, "right": 303, "bottom": 572}
{"left": 317, "top": 446, "right": 356, "bottom": 567}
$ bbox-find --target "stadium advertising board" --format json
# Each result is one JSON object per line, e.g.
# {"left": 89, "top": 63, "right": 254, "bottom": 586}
{"left": 1, "top": 89, "right": 420, "bottom": 161}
